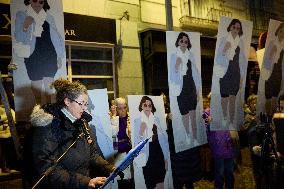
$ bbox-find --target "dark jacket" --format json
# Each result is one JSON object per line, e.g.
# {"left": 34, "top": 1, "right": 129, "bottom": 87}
{"left": 23, "top": 104, "right": 114, "bottom": 189}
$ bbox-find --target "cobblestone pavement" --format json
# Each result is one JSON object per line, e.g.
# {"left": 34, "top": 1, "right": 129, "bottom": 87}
{"left": 195, "top": 147, "right": 256, "bottom": 189}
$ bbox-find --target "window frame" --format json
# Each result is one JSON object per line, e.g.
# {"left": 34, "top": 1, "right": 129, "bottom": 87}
{"left": 65, "top": 40, "right": 117, "bottom": 98}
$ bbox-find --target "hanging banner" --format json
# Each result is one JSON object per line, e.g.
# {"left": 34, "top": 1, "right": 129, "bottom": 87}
{"left": 210, "top": 16, "right": 253, "bottom": 130}
{"left": 128, "top": 95, "right": 173, "bottom": 189}
{"left": 10, "top": 0, "right": 67, "bottom": 121}
{"left": 87, "top": 89, "right": 118, "bottom": 189}
{"left": 256, "top": 19, "right": 284, "bottom": 116}
{"left": 166, "top": 31, "right": 206, "bottom": 153}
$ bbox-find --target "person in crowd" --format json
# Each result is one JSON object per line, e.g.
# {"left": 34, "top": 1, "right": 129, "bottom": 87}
{"left": 262, "top": 23, "right": 284, "bottom": 116}
{"left": 134, "top": 96, "right": 169, "bottom": 189}
{"left": 110, "top": 97, "right": 132, "bottom": 154}
{"left": 273, "top": 94, "right": 284, "bottom": 156}
{"left": 0, "top": 102, "right": 16, "bottom": 174}
{"left": 109, "top": 97, "right": 134, "bottom": 188}
{"left": 14, "top": 0, "right": 65, "bottom": 104}
{"left": 215, "top": 19, "right": 247, "bottom": 128}
{"left": 23, "top": 79, "right": 115, "bottom": 189}
{"left": 200, "top": 94, "right": 214, "bottom": 181}
{"left": 240, "top": 94, "right": 258, "bottom": 147}
{"left": 248, "top": 94, "right": 284, "bottom": 189}
{"left": 202, "top": 94, "right": 239, "bottom": 189}
{"left": 169, "top": 32, "right": 201, "bottom": 145}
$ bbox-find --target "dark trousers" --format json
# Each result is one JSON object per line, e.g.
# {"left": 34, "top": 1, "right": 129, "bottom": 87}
{"left": 214, "top": 158, "right": 235, "bottom": 189}
{"left": 173, "top": 179, "right": 194, "bottom": 189}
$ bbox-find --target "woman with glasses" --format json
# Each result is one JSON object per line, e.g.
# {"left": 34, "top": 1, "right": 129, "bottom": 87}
{"left": 23, "top": 79, "right": 115, "bottom": 189}
{"left": 109, "top": 97, "right": 133, "bottom": 188}
{"left": 133, "top": 96, "right": 170, "bottom": 189}
{"left": 169, "top": 32, "right": 201, "bottom": 146}
{"left": 14, "top": 0, "right": 65, "bottom": 105}
{"left": 215, "top": 19, "right": 246, "bottom": 129}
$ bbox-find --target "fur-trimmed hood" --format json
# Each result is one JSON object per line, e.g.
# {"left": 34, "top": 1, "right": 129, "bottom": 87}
{"left": 30, "top": 105, "right": 54, "bottom": 127}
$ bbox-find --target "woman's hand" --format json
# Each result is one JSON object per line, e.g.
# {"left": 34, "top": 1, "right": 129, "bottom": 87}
{"left": 164, "top": 159, "right": 168, "bottom": 171}
{"left": 139, "top": 122, "right": 147, "bottom": 136}
{"left": 88, "top": 177, "right": 106, "bottom": 188}
{"left": 175, "top": 57, "right": 182, "bottom": 72}
{"left": 222, "top": 41, "right": 231, "bottom": 56}
{"left": 23, "top": 16, "right": 33, "bottom": 32}
{"left": 269, "top": 45, "right": 277, "bottom": 62}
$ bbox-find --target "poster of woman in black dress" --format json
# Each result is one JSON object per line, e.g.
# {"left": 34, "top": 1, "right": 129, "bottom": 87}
{"left": 128, "top": 95, "right": 173, "bottom": 189}
{"left": 211, "top": 17, "right": 252, "bottom": 130}
{"left": 11, "top": 0, "right": 66, "bottom": 121}
{"left": 256, "top": 20, "right": 284, "bottom": 116}
{"left": 167, "top": 31, "right": 206, "bottom": 152}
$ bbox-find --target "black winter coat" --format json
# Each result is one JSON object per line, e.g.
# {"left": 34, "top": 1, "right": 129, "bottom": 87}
{"left": 23, "top": 104, "right": 114, "bottom": 189}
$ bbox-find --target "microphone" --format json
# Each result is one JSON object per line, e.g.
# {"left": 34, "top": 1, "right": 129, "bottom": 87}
{"left": 81, "top": 118, "right": 93, "bottom": 144}
{"left": 76, "top": 111, "right": 93, "bottom": 144}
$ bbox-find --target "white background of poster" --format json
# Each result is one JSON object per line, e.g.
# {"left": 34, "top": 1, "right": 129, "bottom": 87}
{"left": 88, "top": 89, "right": 117, "bottom": 189}
{"left": 128, "top": 95, "right": 173, "bottom": 189}
{"left": 210, "top": 16, "right": 253, "bottom": 130}
{"left": 10, "top": 0, "right": 67, "bottom": 121}
{"left": 256, "top": 19, "right": 284, "bottom": 116}
{"left": 166, "top": 31, "right": 207, "bottom": 153}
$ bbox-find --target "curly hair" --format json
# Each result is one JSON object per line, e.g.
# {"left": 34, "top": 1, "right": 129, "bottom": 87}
{"left": 50, "top": 79, "right": 87, "bottom": 108}
{"left": 138, "top": 96, "right": 156, "bottom": 113}
{"left": 175, "top": 32, "right": 192, "bottom": 50}
{"left": 247, "top": 94, "right": 257, "bottom": 105}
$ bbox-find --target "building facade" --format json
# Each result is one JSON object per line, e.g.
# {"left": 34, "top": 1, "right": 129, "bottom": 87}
{"left": 1, "top": 0, "right": 284, "bottom": 99}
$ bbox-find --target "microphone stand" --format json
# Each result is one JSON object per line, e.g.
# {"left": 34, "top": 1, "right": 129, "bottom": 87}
{"left": 32, "top": 133, "right": 85, "bottom": 189}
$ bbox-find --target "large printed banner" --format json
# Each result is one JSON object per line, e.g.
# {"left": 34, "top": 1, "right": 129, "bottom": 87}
{"left": 166, "top": 31, "right": 206, "bottom": 153}
{"left": 128, "top": 95, "right": 173, "bottom": 189}
{"left": 87, "top": 89, "right": 118, "bottom": 189}
{"left": 11, "top": 0, "right": 67, "bottom": 121}
{"left": 210, "top": 16, "right": 253, "bottom": 130}
{"left": 256, "top": 19, "right": 284, "bottom": 116}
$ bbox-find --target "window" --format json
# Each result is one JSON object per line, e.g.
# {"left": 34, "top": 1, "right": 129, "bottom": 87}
{"left": 0, "top": 39, "right": 12, "bottom": 77}
{"left": 65, "top": 41, "right": 117, "bottom": 100}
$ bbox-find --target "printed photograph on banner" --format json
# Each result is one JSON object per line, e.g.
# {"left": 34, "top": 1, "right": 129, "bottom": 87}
{"left": 210, "top": 16, "right": 253, "bottom": 130}
{"left": 10, "top": 0, "right": 67, "bottom": 121}
{"left": 87, "top": 89, "right": 118, "bottom": 189}
{"left": 166, "top": 31, "right": 206, "bottom": 153}
{"left": 256, "top": 19, "right": 284, "bottom": 117}
{"left": 128, "top": 95, "right": 173, "bottom": 189}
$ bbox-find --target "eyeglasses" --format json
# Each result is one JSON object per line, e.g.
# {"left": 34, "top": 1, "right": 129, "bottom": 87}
{"left": 179, "top": 39, "right": 188, "bottom": 44}
{"left": 73, "top": 100, "right": 89, "bottom": 108}
{"left": 143, "top": 103, "right": 152, "bottom": 108}
{"left": 32, "top": 0, "right": 44, "bottom": 4}
{"left": 232, "top": 25, "right": 241, "bottom": 31}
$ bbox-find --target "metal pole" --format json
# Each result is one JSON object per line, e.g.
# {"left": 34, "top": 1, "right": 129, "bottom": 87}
{"left": 165, "top": 0, "right": 173, "bottom": 31}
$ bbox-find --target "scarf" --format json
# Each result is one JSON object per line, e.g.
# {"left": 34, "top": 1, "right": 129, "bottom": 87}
{"left": 273, "top": 37, "right": 284, "bottom": 64}
{"left": 61, "top": 107, "right": 77, "bottom": 123}
{"left": 140, "top": 111, "right": 154, "bottom": 142}
{"left": 225, "top": 32, "right": 240, "bottom": 60}
{"left": 176, "top": 46, "right": 190, "bottom": 76}
{"left": 26, "top": 4, "right": 47, "bottom": 37}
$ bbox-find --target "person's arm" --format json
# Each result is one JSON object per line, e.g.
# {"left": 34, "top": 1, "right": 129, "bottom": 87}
{"left": 214, "top": 37, "right": 229, "bottom": 78}
{"left": 155, "top": 118, "right": 170, "bottom": 169}
{"left": 32, "top": 127, "right": 92, "bottom": 189}
{"left": 89, "top": 133, "right": 115, "bottom": 175}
